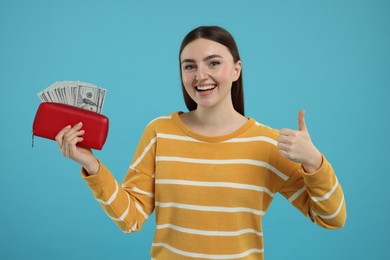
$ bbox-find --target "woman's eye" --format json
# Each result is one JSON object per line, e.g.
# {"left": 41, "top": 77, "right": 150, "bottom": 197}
{"left": 209, "top": 61, "right": 221, "bottom": 67}
{"left": 184, "top": 64, "right": 195, "bottom": 70}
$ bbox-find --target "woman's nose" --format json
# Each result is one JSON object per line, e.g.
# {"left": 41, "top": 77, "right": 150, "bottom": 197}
{"left": 195, "top": 66, "right": 208, "bottom": 81}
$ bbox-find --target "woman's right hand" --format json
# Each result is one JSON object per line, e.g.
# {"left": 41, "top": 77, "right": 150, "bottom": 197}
{"left": 55, "top": 122, "right": 99, "bottom": 175}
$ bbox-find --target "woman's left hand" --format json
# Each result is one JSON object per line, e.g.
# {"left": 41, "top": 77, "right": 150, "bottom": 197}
{"left": 277, "top": 110, "right": 322, "bottom": 174}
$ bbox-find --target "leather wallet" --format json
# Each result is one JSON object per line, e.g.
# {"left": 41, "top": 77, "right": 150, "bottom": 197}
{"left": 32, "top": 102, "right": 109, "bottom": 150}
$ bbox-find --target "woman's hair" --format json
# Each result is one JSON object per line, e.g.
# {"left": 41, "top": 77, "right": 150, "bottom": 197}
{"left": 179, "top": 26, "right": 244, "bottom": 116}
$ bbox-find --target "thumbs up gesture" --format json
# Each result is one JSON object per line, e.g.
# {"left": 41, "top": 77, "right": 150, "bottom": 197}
{"left": 277, "top": 110, "right": 322, "bottom": 173}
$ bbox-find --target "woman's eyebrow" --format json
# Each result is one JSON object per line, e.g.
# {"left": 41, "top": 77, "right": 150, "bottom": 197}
{"left": 203, "top": 54, "right": 223, "bottom": 61}
{"left": 181, "top": 54, "right": 223, "bottom": 64}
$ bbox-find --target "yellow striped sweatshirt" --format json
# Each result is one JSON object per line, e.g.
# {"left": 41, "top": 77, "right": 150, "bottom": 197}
{"left": 82, "top": 112, "right": 346, "bottom": 259}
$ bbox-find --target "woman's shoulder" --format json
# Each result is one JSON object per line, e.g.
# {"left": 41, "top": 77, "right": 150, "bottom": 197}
{"left": 247, "top": 117, "right": 280, "bottom": 140}
{"left": 146, "top": 113, "right": 175, "bottom": 126}
{"left": 142, "top": 112, "right": 179, "bottom": 132}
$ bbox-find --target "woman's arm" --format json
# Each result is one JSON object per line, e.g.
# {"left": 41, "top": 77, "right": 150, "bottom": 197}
{"left": 55, "top": 122, "right": 156, "bottom": 233}
{"left": 276, "top": 110, "right": 346, "bottom": 228}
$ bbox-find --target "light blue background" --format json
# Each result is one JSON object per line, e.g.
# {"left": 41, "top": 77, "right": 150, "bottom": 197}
{"left": 1, "top": 0, "right": 389, "bottom": 259}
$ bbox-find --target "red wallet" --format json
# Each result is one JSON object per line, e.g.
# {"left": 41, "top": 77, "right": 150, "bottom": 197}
{"left": 32, "top": 102, "right": 109, "bottom": 150}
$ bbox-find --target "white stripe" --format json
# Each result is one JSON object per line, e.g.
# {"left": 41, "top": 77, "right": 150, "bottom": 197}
{"left": 130, "top": 137, "right": 157, "bottom": 169}
{"left": 312, "top": 195, "right": 345, "bottom": 220}
{"left": 126, "top": 186, "right": 155, "bottom": 198}
{"left": 108, "top": 193, "right": 131, "bottom": 222}
{"left": 288, "top": 186, "right": 307, "bottom": 203}
{"left": 157, "top": 133, "right": 200, "bottom": 142}
{"left": 147, "top": 115, "right": 172, "bottom": 126}
{"left": 157, "top": 224, "right": 263, "bottom": 237}
{"left": 225, "top": 136, "right": 277, "bottom": 146}
{"left": 124, "top": 221, "right": 139, "bottom": 233}
{"left": 311, "top": 178, "right": 339, "bottom": 202}
{"left": 155, "top": 202, "right": 264, "bottom": 216}
{"left": 135, "top": 202, "right": 149, "bottom": 219}
{"left": 156, "top": 179, "right": 274, "bottom": 197}
{"left": 157, "top": 133, "right": 277, "bottom": 146}
{"left": 152, "top": 242, "right": 263, "bottom": 259}
{"left": 156, "top": 156, "right": 289, "bottom": 181}
{"left": 95, "top": 181, "right": 119, "bottom": 205}
{"left": 131, "top": 221, "right": 138, "bottom": 232}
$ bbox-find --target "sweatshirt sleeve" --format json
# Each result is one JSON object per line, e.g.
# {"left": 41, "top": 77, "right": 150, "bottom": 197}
{"left": 278, "top": 155, "right": 347, "bottom": 229}
{"left": 81, "top": 123, "right": 157, "bottom": 233}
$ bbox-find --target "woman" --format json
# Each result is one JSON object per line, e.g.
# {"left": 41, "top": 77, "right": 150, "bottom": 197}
{"left": 56, "top": 26, "right": 346, "bottom": 259}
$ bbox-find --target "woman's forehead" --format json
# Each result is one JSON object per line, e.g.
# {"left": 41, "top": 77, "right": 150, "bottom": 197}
{"left": 180, "top": 38, "right": 232, "bottom": 61}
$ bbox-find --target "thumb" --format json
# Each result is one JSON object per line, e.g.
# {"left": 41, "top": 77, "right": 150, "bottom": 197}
{"left": 298, "top": 110, "right": 308, "bottom": 132}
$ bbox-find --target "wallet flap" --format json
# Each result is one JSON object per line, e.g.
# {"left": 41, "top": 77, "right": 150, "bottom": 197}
{"left": 32, "top": 102, "right": 109, "bottom": 150}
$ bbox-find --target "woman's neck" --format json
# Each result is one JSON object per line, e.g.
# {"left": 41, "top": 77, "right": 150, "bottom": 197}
{"left": 180, "top": 104, "right": 247, "bottom": 137}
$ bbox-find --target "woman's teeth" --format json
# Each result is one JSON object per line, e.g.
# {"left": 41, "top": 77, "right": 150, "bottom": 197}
{"left": 196, "top": 85, "right": 216, "bottom": 91}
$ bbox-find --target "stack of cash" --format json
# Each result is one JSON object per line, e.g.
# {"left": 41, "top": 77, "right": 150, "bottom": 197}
{"left": 37, "top": 81, "right": 106, "bottom": 114}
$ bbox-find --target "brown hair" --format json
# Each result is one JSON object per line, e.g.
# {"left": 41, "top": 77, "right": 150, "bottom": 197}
{"left": 179, "top": 26, "right": 245, "bottom": 116}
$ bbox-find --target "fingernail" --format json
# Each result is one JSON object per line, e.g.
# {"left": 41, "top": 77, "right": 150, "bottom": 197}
{"left": 78, "top": 122, "right": 83, "bottom": 126}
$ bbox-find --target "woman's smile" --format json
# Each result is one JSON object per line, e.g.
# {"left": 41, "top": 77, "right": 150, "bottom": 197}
{"left": 195, "top": 84, "right": 217, "bottom": 91}
{"left": 195, "top": 84, "right": 218, "bottom": 96}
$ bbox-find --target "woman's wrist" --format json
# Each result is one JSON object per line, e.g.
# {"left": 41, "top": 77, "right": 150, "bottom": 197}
{"left": 83, "top": 158, "right": 100, "bottom": 175}
{"left": 302, "top": 150, "right": 322, "bottom": 174}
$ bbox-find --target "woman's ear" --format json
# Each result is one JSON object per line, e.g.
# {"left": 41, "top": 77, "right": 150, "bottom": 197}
{"left": 233, "top": 60, "right": 242, "bottom": 81}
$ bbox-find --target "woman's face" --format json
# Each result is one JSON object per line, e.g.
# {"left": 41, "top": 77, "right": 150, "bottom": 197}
{"left": 180, "top": 38, "right": 241, "bottom": 110}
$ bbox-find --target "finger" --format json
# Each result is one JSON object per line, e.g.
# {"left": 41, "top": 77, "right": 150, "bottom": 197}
{"left": 67, "top": 137, "right": 84, "bottom": 157}
{"left": 55, "top": 123, "right": 82, "bottom": 145}
{"left": 298, "top": 110, "right": 308, "bottom": 132}
{"left": 62, "top": 122, "right": 83, "bottom": 139}
{"left": 63, "top": 134, "right": 84, "bottom": 157}
{"left": 71, "top": 122, "right": 83, "bottom": 132}
{"left": 55, "top": 125, "right": 71, "bottom": 147}
{"left": 279, "top": 128, "right": 297, "bottom": 136}
{"left": 278, "top": 149, "right": 290, "bottom": 160}
{"left": 277, "top": 134, "right": 292, "bottom": 145}
{"left": 63, "top": 129, "right": 85, "bottom": 146}
{"left": 277, "top": 142, "right": 290, "bottom": 152}
{"left": 61, "top": 124, "right": 84, "bottom": 157}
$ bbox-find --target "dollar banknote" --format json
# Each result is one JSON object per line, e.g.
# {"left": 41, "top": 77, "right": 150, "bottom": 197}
{"left": 37, "top": 81, "right": 106, "bottom": 114}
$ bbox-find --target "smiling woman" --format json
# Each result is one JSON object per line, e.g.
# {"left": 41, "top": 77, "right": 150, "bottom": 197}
{"left": 179, "top": 26, "right": 245, "bottom": 116}
{"left": 179, "top": 38, "right": 245, "bottom": 136}
{"left": 178, "top": 26, "right": 247, "bottom": 137}
{"left": 54, "top": 25, "right": 346, "bottom": 260}
{"left": 180, "top": 39, "right": 241, "bottom": 108}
